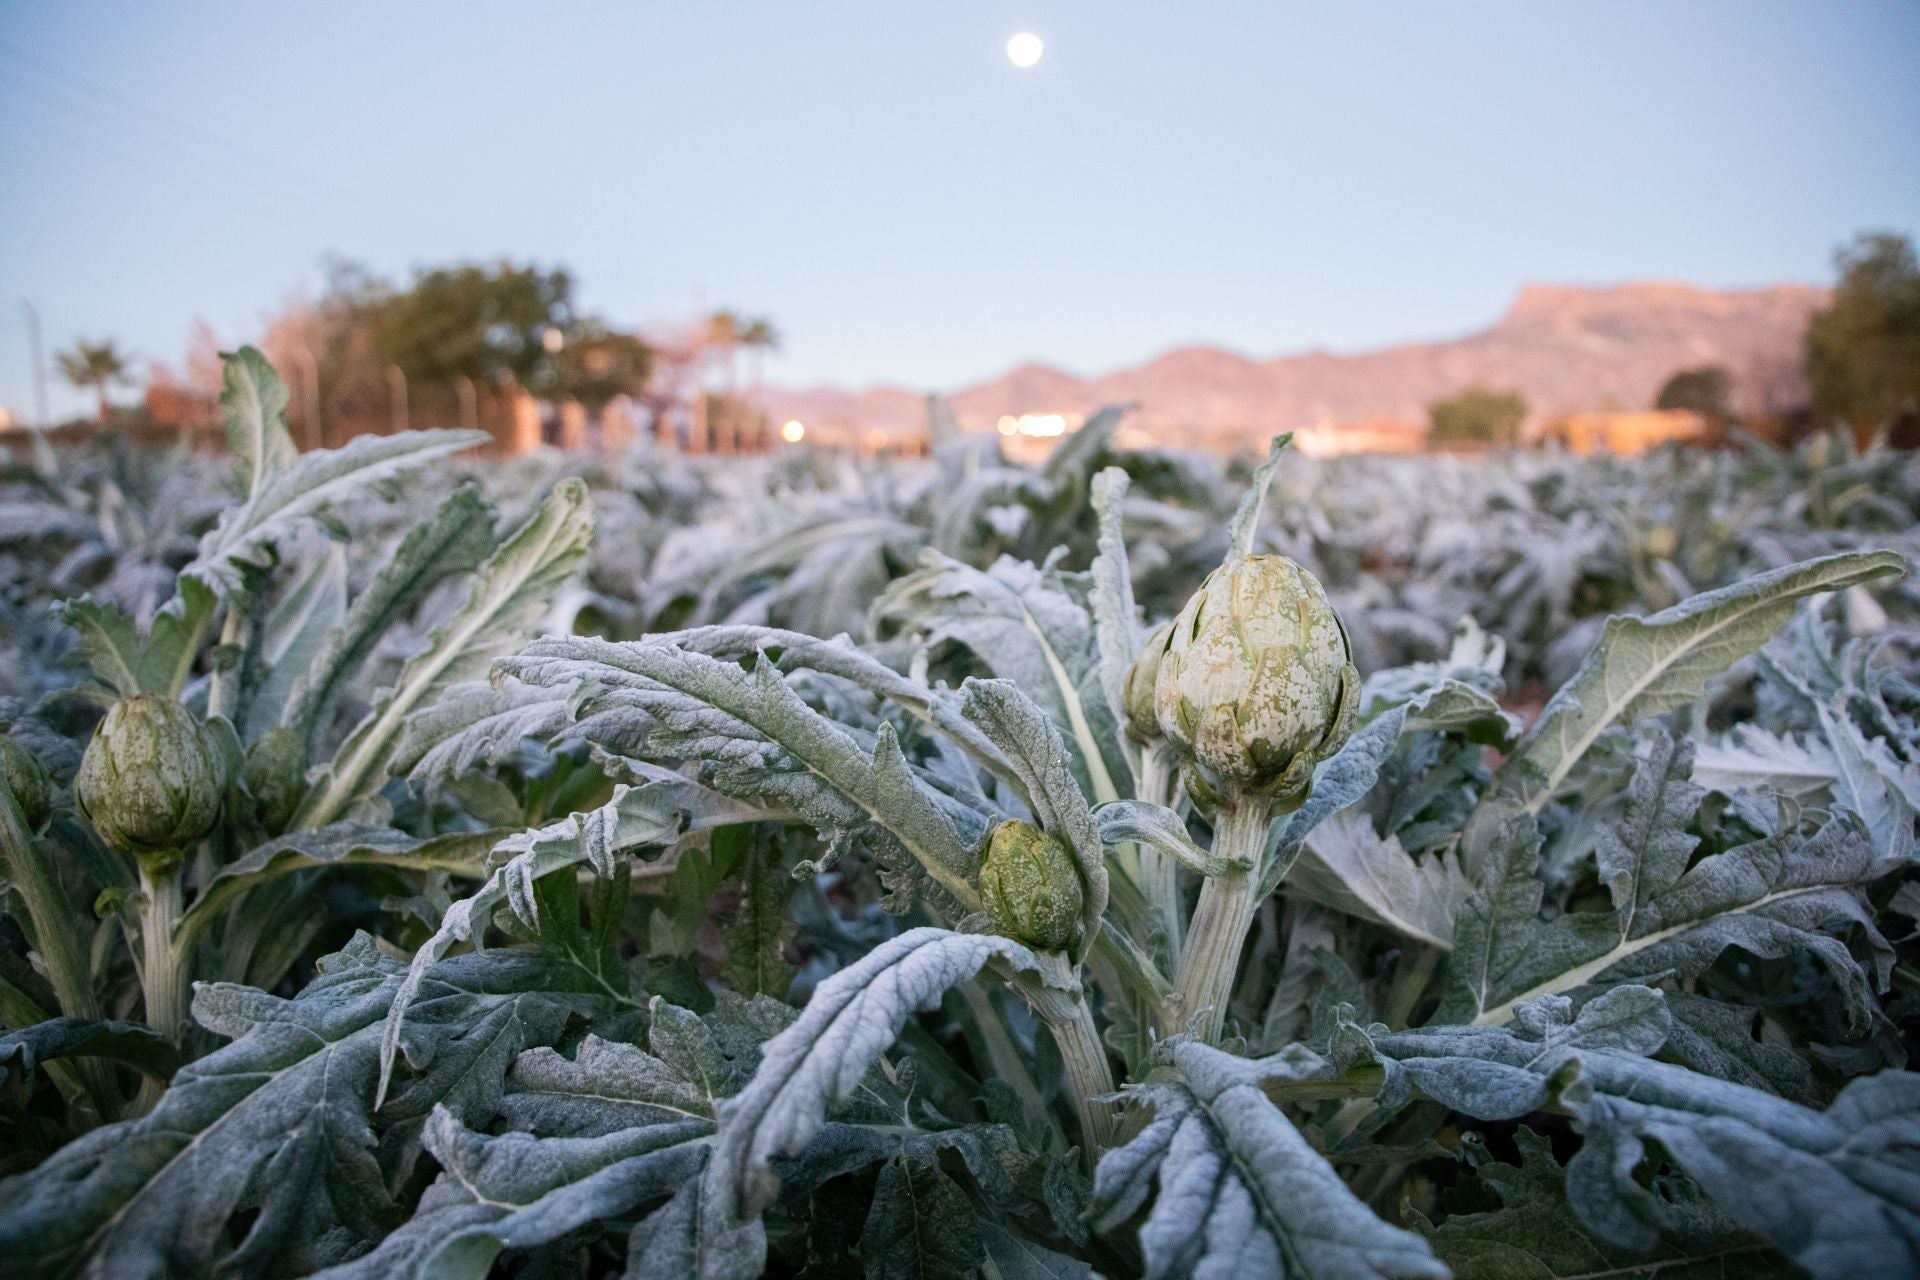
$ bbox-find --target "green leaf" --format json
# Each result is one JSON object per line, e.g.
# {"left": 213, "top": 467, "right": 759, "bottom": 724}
{"left": 377, "top": 778, "right": 756, "bottom": 1104}
{"left": 56, "top": 575, "right": 215, "bottom": 698}
{"left": 313, "top": 1108, "right": 711, "bottom": 1280}
{"left": 859, "top": 1156, "right": 984, "bottom": 1280}
{"left": 1474, "top": 550, "right": 1906, "bottom": 845}
{"left": 1090, "top": 1038, "right": 1447, "bottom": 1280}
{"left": 697, "top": 928, "right": 1060, "bottom": 1275}
{"left": 501, "top": 638, "right": 987, "bottom": 916}
{"left": 1445, "top": 733, "right": 1899, "bottom": 1029}
{"left": 295, "top": 477, "right": 592, "bottom": 827}
{"left": 0, "top": 1017, "right": 180, "bottom": 1086}
{"left": 720, "top": 832, "right": 797, "bottom": 999}
{"left": 1087, "top": 466, "right": 1140, "bottom": 739}
{"left": 1418, "top": 1127, "right": 1787, "bottom": 1280}
{"left": 184, "top": 427, "right": 489, "bottom": 606}
{"left": 1288, "top": 809, "right": 1464, "bottom": 950}
{"left": 1341, "top": 992, "right": 1920, "bottom": 1280}
{"left": 217, "top": 346, "right": 297, "bottom": 500}
{"left": 1224, "top": 432, "right": 1292, "bottom": 560}
{"left": 0, "top": 937, "right": 596, "bottom": 1280}
{"left": 282, "top": 483, "right": 497, "bottom": 754}
{"left": 176, "top": 823, "right": 503, "bottom": 957}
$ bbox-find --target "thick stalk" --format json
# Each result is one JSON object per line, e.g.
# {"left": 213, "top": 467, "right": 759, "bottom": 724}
{"left": 1046, "top": 994, "right": 1119, "bottom": 1153}
{"left": 1174, "top": 797, "right": 1273, "bottom": 1044}
{"left": 205, "top": 606, "right": 250, "bottom": 724}
{"left": 137, "top": 856, "right": 187, "bottom": 1043}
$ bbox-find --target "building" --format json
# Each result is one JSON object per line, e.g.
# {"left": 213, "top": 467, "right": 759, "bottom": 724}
{"left": 1541, "top": 408, "right": 1710, "bottom": 455}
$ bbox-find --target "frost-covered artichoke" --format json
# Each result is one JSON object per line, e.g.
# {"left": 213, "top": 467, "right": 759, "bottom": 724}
{"left": 76, "top": 696, "right": 224, "bottom": 858}
{"left": 1124, "top": 621, "right": 1173, "bottom": 744}
{"left": 243, "top": 727, "right": 307, "bottom": 835}
{"left": 1155, "top": 554, "right": 1358, "bottom": 800}
{"left": 978, "top": 820, "right": 1083, "bottom": 951}
{"left": 1, "top": 738, "right": 52, "bottom": 829}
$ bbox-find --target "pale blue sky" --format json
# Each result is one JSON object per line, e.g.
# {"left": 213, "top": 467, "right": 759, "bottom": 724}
{"left": 3, "top": 1, "right": 1917, "bottom": 420}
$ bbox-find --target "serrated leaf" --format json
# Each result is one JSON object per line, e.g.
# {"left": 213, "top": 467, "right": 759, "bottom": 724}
{"left": 0, "top": 937, "right": 595, "bottom": 1280}
{"left": 55, "top": 575, "right": 215, "bottom": 698}
{"left": 313, "top": 1108, "right": 711, "bottom": 1280}
{"left": 500, "top": 637, "right": 987, "bottom": 916}
{"left": 376, "top": 779, "right": 743, "bottom": 1105}
{"left": 1091, "top": 1038, "right": 1447, "bottom": 1280}
{"left": 1290, "top": 809, "right": 1464, "bottom": 950}
{"left": 1476, "top": 550, "right": 1905, "bottom": 840}
{"left": 698, "top": 928, "right": 1060, "bottom": 1275}
{"left": 296, "top": 478, "right": 592, "bottom": 826}
{"left": 860, "top": 1156, "right": 984, "bottom": 1280}
{"left": 184, "top": 427, "right": 488, "bottom": 605}
{"left": 1342, "top": 993, "right": 1920, "bottom": 1280}
{"left": 1224, "top": 433, "right": 1292, "bottom": 560}
{"left": 1447, "top": 734, "right": 1898, "bottom": 1029}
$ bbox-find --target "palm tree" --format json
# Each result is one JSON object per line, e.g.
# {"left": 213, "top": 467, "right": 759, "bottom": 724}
{"left": 704, "top": 310, "right": 743, "bottom": 393}
{"left": 739, "top": 316, "right": 781, "bottom": 404}
{"left": 56, "top": 339, "right": 132, "bottom": 422}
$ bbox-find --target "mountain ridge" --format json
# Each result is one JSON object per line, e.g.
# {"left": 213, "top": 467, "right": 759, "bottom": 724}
{"left": 764, "top": 281, "right": 1829, "bottom": 446}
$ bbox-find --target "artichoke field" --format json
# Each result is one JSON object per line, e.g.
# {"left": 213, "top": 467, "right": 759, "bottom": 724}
{"left": 1, "top": 349, "right": 1917, "bottom": 1279}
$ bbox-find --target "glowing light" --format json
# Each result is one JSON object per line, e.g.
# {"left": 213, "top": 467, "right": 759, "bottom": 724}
{"left": 997, "top": 415, "right": 1018, "bottom": 436}
{"left": 1006, "top": 32, "right": 1043, "bottom": 68}
{"left": 541, "top": 326, "right": 565, "bottom": 353}
{"left": 1010, "top": 412, "right": 1068, "bottom": 438}
{"left": 781, "top": 419, "right": 806, "bottom": 443}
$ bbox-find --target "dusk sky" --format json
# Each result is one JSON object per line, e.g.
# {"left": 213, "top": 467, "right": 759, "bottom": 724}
{"left": 3, "top": 1, "right": 1917, "bottom": 420}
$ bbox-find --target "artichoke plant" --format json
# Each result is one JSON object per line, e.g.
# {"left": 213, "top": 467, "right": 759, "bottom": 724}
{"left": 979, "top": 819, "right": 1084, "bottom": 951}
{"left": 75, "top": 695, "right": 226, "bottom": 865}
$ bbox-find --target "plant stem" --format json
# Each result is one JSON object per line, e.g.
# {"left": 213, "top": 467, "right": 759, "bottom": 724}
{"left": 137, "top": 857, "right": 187, "bottom": 1043}
{"left": 1046, "top": 993, "right": 1120, "bottom": 1154}
{"left": 1174, "top": 797, "right": 1272, "bottom": 1044}
{"left": 205, "top": 605, "right": 249, "bottom": 724}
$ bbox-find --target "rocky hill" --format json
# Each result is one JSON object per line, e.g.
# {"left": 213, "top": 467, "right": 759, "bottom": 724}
{"left": 767, "top": 282, "right": 1828, "bottom": 446}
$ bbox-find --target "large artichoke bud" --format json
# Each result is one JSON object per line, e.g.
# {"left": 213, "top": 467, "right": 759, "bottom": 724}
{"left": 1, "top": 738, "right": 52, "bottom": 829}
{"left": 1123, "top": 622, "right": 1173, "bottom": 744}
{"left": 76, "top": 696, "right": 224, "bottom": 860}
{"left": 1155, "top": 554, "right": 1358, "bottom": 801}
{"left": 243, "top": 727, "right": 307, "bottom": 835}
{"left": 978, "top": 820, "right": 1083, "bottom": 951}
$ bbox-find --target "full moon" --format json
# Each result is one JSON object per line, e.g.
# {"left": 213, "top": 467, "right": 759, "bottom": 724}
{"left": 1006, "top": 32, "right": 1043, "bottom": 68}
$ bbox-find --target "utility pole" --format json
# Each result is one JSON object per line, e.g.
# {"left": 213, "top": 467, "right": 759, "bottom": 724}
{"left": 21, "top": 302, "right": 50, "bottom": 429}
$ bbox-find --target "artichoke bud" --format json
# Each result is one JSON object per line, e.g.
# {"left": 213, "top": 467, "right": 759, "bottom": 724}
{"left": 76, "top": 696, "right": 225, "bottom": 862}
{"left": 243, "top": 727, "right": 307, "bottom": 835}
{"left": 978, "top": 820, "right": 1083, "bottom": 951}
{"left": 1154, "top": 554, "right": 1359, "bottom": 801}
{"left": 1, "top": 738, "right": 53, "bottom": 830}
{"left": 1124, "top": 622, "right": 1173, "bottom": 744}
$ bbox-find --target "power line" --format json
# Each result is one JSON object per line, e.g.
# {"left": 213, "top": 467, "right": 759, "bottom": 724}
{"left": 0, "top": 37, "right": 477, "bottom": 243}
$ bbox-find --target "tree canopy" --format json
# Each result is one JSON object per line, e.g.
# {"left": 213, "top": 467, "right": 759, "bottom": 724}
{"left": 1427, "top": 385, "right": 1527, "bottom": 447}
{"left": 1807, "top": 231, "right": 1920, "bottom": 435}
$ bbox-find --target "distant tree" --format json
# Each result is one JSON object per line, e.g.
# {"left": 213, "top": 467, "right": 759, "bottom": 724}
{"left": 374, "top": 262, "right": 581, "bottom": 392}
{"left": 1807, "top": 231, "right": 1920, "bottom": 439}
{"left": 56, "top": 339, "right": 132, "bottom": 421}
{"left": 1427, "top": 385, "right": 1527, "bottom": 448}
{"left": 739, "top": 316, "right": 780, "bottom": 402}
{"left": 556, "top": 326, "right": 653, "bottom": 412}
{"left": 1655, "top": 365, "right": 1734, "bottom": 423}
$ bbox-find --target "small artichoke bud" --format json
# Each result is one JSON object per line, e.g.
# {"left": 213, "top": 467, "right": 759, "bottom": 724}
{"left": 243, "top": 727, "right": 307, "bottom": 835}
{"left": 1155, "top": 554, "right": 1358, "bottom": 801}
{"left": 1, "top": 738, "right": 53, "bottom": 829}
{"left": 978, "top": 820, "right": 1083, "bottom": 951}
{"left": 1124, "top": 622, "right": 1173, "bottom": 744}
{"left": 76, "top": 696, "right": 224, "bottom": 859}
